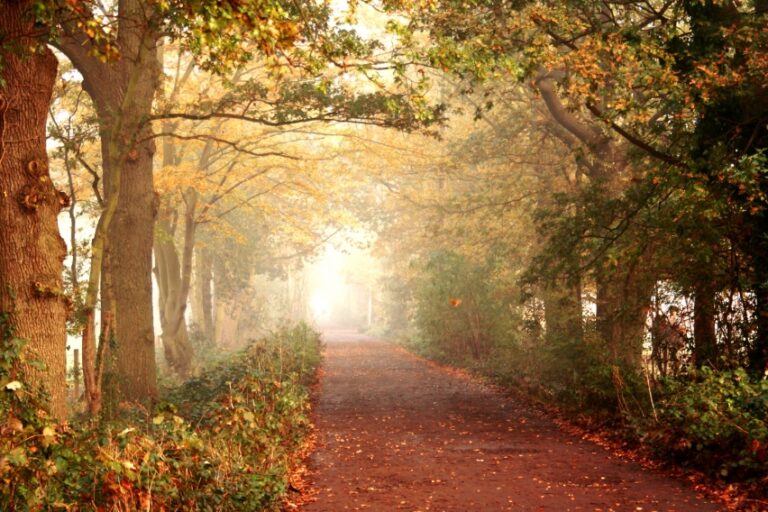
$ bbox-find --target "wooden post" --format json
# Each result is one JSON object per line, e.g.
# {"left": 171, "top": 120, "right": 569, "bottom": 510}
{"left": 73, "top": 348, "right": 81, "bottom": 400}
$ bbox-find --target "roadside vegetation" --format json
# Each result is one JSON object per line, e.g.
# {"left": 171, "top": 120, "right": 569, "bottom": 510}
{"left": 378, "top": 249, "right": 768, "bottom": 501}
{"left": 1, "top": 322, "right": 321, "bottom": 511}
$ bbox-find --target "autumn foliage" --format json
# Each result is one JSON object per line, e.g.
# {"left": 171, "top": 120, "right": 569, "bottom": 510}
{"left": 0, "top": 322, "right": 320, "bottom": 511}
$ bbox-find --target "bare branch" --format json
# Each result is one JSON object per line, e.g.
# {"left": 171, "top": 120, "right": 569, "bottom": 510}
{"left": 147, "top": 132, "right": 302, "bottom": 161}
{"left": 148, "top": 111, "right": 402, "bottom": 129}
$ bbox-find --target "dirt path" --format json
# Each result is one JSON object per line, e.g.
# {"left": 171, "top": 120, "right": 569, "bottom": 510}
{"left": 301, "top": 331, "right": 721, "bottom": 512}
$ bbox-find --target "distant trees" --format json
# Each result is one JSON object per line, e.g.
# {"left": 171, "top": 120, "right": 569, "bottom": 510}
{"left": 378, "top": 0, "right": 768, "bottom": 374}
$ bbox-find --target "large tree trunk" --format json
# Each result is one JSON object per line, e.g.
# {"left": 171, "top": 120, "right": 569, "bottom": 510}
{"left": 104, "top": 125, "right": 158, "bottom": 402}
{"left": 0, "top": 1, "right": 67, "bottom": 419}
{"left": 58, "top": 2, "right": 161, "bottom": 404}
{"left": 538, "top": 70, "right": 652, "bottom": 367}
{"left": 595, "top": 259, "right": 653, "bottom": 369}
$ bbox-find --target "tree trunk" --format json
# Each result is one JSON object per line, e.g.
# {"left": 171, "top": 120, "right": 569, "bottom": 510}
{"left": 0, "top": 1, "right": 67, "bottom": 419}
{"left": 101, "top": 95, "right": 159, "bottom": 403}
{"left": 58, "top": 2, "right": 161, "bottom": 404}
{"left": 538, "top": 69, "right": 651, "bottom": 367}
{"left": 195, "top": 247, "right": 215, "bottom": 343}
{"left": 543, "top": 277, "right": 583, "bottom": 346}
{"left": 154, "top": 202, "right": 196, "bottom": 376}
{"left": 751, "top": 232, "right": 768, "bottom": 373}
{"left": 190, "top": 262, "right": 204, "bottom": 332}
{"left": 215, "top": 299, "right": 242, "bottom": 349}
{"left": 595, "top": 260, "right": 653, "bottom": 369}
{"left": 693, "top": 276, "right": 718, "bottom": 368}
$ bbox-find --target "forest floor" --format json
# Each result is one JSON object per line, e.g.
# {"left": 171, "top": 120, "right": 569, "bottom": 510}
{"left": 298, "top": 330, "right": 723, "bottom": 512}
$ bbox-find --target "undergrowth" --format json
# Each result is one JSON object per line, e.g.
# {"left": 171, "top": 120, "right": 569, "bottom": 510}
{"left": 0, "top": 322, "right": 321, "bottom": 511}
{"left": 639, "top": 367, "right": 768, "bottom": 481}
{"left": 405, "top": 334, "right": 768, "bottom": 489}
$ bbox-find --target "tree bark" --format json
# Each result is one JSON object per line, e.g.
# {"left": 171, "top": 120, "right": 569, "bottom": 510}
{"left": 154, "top": 196, "right": 196, "bottom": 376}
{"left": 693, "top": 276, "right": 718, "bottom": 368}
{"left": 195, "top": 247, "right": 215, "bottom": 343}
{"left": 58, "top": 1, "right": 161, "bottom": 403}
{"left": 0, "top": 1, "right": 67, "bottom": 419}
{"left": 595, "top": 259, "right": 654, "bottom": 369}
{"left": 751, "top": 234, "right": 768, "bottom": 373}
{"left": 107, "top": 124, "right": 158, "bottom": 402}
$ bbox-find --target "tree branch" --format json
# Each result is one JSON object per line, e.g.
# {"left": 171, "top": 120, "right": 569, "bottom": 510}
{"left": 535, "top": 71, "right": 610, "bottom": 156}
{"left": 584, "top": 103, "right": 688, "bottom": 169}
{"left": 147, "top": 132, "right": 301, "bottom": 161}
{"left": 148, "top": 111, "right": 402, "bottom": 129}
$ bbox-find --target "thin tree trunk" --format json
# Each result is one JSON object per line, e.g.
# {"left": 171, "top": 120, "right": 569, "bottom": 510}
{"left": 79, "top": 156, "right": 121, "bottom": 416}
{"left": 0, "top": 1, "right": 67, "bottom": 419}
{"left": 193, "top": 247, "right": 215, "bottom": 343}
{"left": 693, "top": 276, "right": 718, "bottom": 368}
{"left": 73, "top": 349, "right": 81, "bottom": 400}
{"left": 751, "top": 242, "right": 768, "bottom": 372}
{"left": 190, "top": 252, "right": 204, "bottom": 334}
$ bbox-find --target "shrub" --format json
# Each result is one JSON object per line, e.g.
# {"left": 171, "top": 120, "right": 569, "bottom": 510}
{"left": 412, "top": 250, "right": 517, "bottom": 362}
{"left": 640, "top": 367, "right": 768, "bottom": 481}
{"left": 0, "top": 322, "right": 321, "bottom": 511}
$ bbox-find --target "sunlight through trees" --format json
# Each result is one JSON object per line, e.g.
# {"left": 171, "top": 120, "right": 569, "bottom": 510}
{"left": 1, "top": 0, "right": 766, "bottom": 509}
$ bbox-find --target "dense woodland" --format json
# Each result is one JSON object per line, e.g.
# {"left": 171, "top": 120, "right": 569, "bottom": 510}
{"left": 1, "top": 0, "right": 767, "bottom": 509}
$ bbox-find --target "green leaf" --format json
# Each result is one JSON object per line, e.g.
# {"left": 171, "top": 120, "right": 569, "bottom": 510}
{"left": 7, "top": 447, "right": 27, "bottom": 466}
